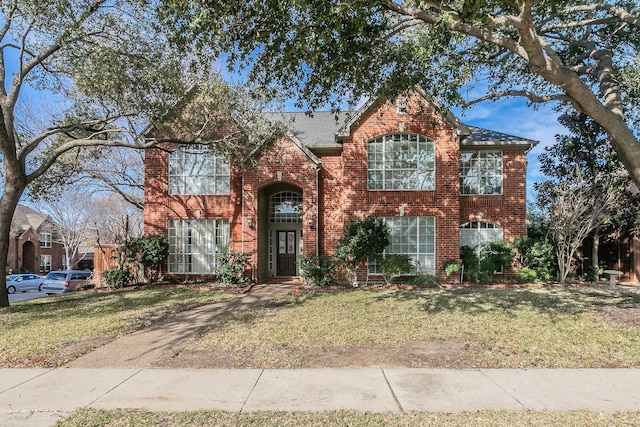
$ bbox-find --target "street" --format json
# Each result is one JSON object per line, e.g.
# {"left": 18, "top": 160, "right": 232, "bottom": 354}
{"left": 8, "top": 291, "right": 48, "bottom": 303}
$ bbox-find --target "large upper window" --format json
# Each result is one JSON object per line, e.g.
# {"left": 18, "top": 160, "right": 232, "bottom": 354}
{"left": 368, "top": 133, "right": 435, "bottom": 190}
{"left": 40, "top": 231, "right": 52, "bottom": 248}
{"left": 168, "top": 219, "right": 229, "bottom": 274}
{"left": 369, "top": 216, "right": 436, "bottom": 275}
{"left": 459, "top": 151, "right": 502, "bottom": 195}
{"left": 169, "top": 145, "right": 230, "bottom": 195}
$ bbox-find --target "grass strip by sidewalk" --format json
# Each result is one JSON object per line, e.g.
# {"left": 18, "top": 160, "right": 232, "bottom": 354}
{"left": 57, "top": 409, "right": 640, "bottom": 427}
{"left": 0, "top": 287, "right": 232, "bottom": 367}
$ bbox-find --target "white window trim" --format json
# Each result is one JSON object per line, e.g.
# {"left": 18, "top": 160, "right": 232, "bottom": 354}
{"left": 168, "top": 218, "right": 230, "bottom": 274}
{"left": 368, "top": 133, "right": 436, "bottom": 191}
{"left": 459, "top": 150, "right": 503, "bottom": 195}
{"left": 168, "top": 144, "right": 230, "bottom": 195}
{"left": 368, "top": 216, "right": 436, "bottom": 275}
{"left": 40, "top": 231, "right": 52, "bottom": 248}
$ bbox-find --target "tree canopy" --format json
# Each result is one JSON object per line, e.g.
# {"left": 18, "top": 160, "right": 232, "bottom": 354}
{"left": 0, "top": 1, "right": 277, "bottom": 307}
{"left": 160, "top": 0, "right": 640, "bottom": 185}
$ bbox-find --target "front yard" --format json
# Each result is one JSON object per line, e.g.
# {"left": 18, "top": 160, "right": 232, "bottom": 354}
{"left": 0, "top": 286, "right": 232, "bottom": 367}
{"left": 164, "top": 284, "right": 640, "bottom": 369}
{"left": 1, "top": 284, "right": 639, "bottom": 369}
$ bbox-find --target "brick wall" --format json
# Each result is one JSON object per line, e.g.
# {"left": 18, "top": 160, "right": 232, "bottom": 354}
{"left": 144, "top": 91, "right": 530, "bottom": 282}
{"left": 317, "top": 94, "right": 462, "bottom": 279}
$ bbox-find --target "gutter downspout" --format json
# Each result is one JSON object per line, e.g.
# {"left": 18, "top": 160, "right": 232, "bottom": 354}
{"left": 316, "top": 164, "right": 320, "bottom": 256}
{"left": 241, "top": 170, "right": 245, "bottom": 254}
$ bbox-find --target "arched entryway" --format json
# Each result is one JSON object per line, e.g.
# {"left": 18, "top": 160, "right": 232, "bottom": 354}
{"left": 258, "top": 184, "right": 303, "bottom": 279}
{"left": 22, "top": 241, "right": 36, "bottom": 273}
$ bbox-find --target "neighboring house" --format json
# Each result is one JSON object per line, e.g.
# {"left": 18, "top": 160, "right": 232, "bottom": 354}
{"left": 144, "top": 90, "right": 537, "bottom": 283}
{"left": 8, "top": 204, "right": 65, "bottom": 274}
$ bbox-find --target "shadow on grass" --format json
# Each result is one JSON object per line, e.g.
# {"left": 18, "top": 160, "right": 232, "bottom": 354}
{"left": 373, "top": 286, "right": 640, "bottom": 318}
{"left": 1, "top": 286, "right": 230, "bottom": 323}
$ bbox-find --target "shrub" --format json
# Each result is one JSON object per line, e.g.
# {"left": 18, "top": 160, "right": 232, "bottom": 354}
{"left": 460, "top": 245, "right": 480, "bottom": 282}
{"left": 103, "top": 267, "right": 132, "bottom": 289}
{"left": 334, "top": 217, "right": 389, "bottom": 286}
{"left": 479, "top": 240, "right": 516, "bottom": 273}
{"left": 461, "top": 240, "right": 515, "bottom": 283}
{"left": 379, "top": 254, "right": 413, "bottom": 285}
{"left": 215, "top": 250, "right": 252, "bottom": 286}
{"left": 443, "top": 259, "right": 460, "bottom": 278}
{"left": 298, "top": 254, "right": 335, "bottom": 287}
{"left": 126, "top": 234, "right": 169, "bottom": 282}
{"left": 516, "top": 267, "right": 538, "bottom": 284}
{"left": 534, "top": 267, "right": 551, "bottom": 282}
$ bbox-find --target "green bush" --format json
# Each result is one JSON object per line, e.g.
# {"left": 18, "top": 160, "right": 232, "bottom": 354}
{"left": 379, "top": 254, "right": 413, "bottom": 284}
{"left": 334, "top": 216, "right": 389, "bottom": 286}
{"left": 298, "top": 254, "right": 335, "bottom": 287}
{"left": 103, "top": 267, "right": 132, "bottom": 289}
{"left": 534, "top": 267, "right": 551, "bottom": 282}
{"left": 215, "top": 250, "right": 252, "bottom": 286}
{"left": 516, "top": 267, "right": 538, "bottom": 284}
{"left": 479, "top": 240, "right": 516, "bottom": 273}
{"left": 125, "top": 234, "right": 169, "bottom": 282}
{"left": 443, "top": 259, "right": 460, "bottom": 277}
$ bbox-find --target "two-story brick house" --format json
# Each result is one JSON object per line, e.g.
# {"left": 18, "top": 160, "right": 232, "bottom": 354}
{"left": 8, "top": 204, "right": 65, "bottom": 274}
{"left": 144, "top": 90, "right": 537, "bottom": 283}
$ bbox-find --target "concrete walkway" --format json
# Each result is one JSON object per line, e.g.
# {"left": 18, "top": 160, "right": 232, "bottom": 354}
{"left": 2, "top": 367, "right": 640, "bottom": 426}
{"left": 66, "top": 282, "right": 300, "bottom": 368}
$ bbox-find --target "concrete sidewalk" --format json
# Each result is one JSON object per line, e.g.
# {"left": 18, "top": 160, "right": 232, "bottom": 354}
{"left": 2, "top": 368, "right": 640, "bottom": 426}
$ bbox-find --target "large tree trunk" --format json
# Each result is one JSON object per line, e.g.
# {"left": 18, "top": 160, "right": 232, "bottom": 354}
{"left": 0, "top": 182, "right": 28, "bottom": 307}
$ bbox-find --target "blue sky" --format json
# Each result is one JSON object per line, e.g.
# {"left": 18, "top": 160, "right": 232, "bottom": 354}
{"left": 451, "top": 97, "right": 565, "bottom": 204}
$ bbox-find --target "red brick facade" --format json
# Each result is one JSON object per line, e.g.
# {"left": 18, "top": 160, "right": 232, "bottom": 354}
{"left": 7, "top": 206, "right": 66, "bottom": 275}
{"left": 144, "top": 91, "right": 534, "bottom": 282}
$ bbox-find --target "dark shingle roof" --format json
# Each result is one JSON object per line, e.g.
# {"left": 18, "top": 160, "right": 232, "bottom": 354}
{"left": 262, "top": 111, "right": 351, "bottom": 150}
{"left": 462, "top": 126, "right": 538, "bottom": 148}
{"left": 262, "top": 114, "right": 537, "bottom": 151}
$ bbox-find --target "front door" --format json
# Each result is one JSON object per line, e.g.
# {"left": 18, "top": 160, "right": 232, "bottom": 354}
{"left": 277, "top": 230, "right": 297, "bottom": 276}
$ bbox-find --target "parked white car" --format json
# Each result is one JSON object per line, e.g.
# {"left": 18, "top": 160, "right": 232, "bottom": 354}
{"left": 42, "top": 270, "right": 92, "bottom": 294}
{"left": 5, "top": 274, "right": 45, "bottom": 294}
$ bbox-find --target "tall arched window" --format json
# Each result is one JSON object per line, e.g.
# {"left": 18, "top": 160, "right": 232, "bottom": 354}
{"left": 368, "top": 133, "right": 435, "bottom": 190}
{"left": 270, "top": 192, "right": 302, "bottom": 223}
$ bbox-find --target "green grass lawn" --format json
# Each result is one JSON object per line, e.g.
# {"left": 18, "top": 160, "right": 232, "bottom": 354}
{"left": 0, "top": 286, "right": 232, "bottom": 367}
{"left": 3, "top": 284, "right": 640, "bottom": 425}
{"left": 179, "top": 286, "right": 640, "bottom": 368}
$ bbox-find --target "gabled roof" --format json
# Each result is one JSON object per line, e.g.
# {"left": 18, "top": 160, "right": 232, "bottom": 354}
{"left": 261, "top": 112, "right": 349, "bottom": 152}
{"left": 11, "top": 204, "right": 49, "bottom": 238}
{"left": 335, "top": 88, "right": 472, "bottom": 140}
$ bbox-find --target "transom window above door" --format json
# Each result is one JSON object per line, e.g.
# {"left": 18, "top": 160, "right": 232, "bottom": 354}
{"left": 270, "top": 191, "right": 302, "bottom": 223}
{"left": 368, "top": 133, "right": 435, "bottom": 190}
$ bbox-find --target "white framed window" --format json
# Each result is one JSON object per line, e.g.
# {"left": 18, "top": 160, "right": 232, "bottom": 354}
{"left": 369, "top": 216, "right": 436, "bottom": 275}
{"left": 459, "top": 151, "right": 503, "bottom": 195}
{"left": 40, "top": 231, "right": 52, "bottom": 248}
{"left": 169, "top": 144, "right": 230, "bottom": 195}
{"left": 270, "top": 192, "right": 302, "bottom": 223}
{"left": 368, "top": 133, "right": 435, "bottom": 190}
{"left": 168, "top": 219, "right": 230, "bottom": 274}
{"left": 459, "top": 221, "right": 503, "bottom": 249}
{"left": 40, "top": 255, "right": 52, "bottom": 272}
